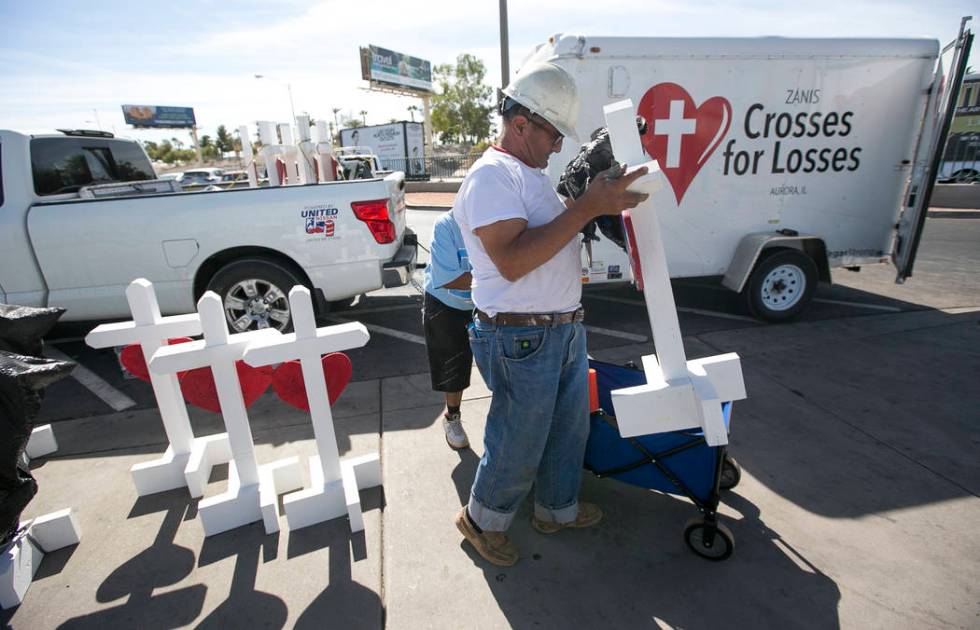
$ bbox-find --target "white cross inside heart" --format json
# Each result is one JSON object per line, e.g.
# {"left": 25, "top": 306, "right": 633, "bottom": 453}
{"left": 653, "top": 99, "right": 697, "bottom": 169}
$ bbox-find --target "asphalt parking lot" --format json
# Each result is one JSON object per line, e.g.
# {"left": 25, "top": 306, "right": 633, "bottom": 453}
{"left": 36, "top": 211, "right": 980, "bottom": 426}
{"left": 8, "top": 210, "right": 979, "bottom": 629}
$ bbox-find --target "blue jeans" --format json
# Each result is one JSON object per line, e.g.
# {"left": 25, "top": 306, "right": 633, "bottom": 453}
{"left": 467, "top": 316, "right": 589, "bottom": 531}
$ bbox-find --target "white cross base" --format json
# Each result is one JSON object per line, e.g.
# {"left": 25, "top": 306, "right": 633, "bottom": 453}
{"left": 150, "top": 292, "right": 302, "bottom": 536}
{"left": 25, "top": 425, "right": 58, "bottom": 460}
{"left": 196, "top": 457, "right": 305, "bottom": 537}
{"left": 243, "top": 286, "right": 378, "bottom": 533}
{"left": 85, "top": 279, "right": 233, "bottom": 497}
{"left": 283, "top": 454, "right": 381, "bottom": 532}
{"left": 604, "top": 99, "right": 747, "bottom": 446}
{"left": 1, "top": 508, "right": 81, "bottom": 610}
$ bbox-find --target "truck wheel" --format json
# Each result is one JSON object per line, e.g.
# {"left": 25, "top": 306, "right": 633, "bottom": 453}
{"left": 206, "top": 259, "right": 305, "bottom": 333}
{"left": 743, "top": 249, "right": 817, "bottom": 322}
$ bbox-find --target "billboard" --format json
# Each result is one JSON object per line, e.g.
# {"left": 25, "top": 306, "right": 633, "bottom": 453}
{"left": 121, "top": 105, "right": 196, "bottom": 128}
{"left": 340, "top": 121, "right": 427, "bottom": 178}
{"left": 361, "top": 45, "right": 433, "bottom": 93}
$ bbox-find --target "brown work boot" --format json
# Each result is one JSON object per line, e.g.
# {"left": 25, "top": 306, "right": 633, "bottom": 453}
{"left": 455, "top": 507, "right": 519, "bottom": 566}
{"left": 532, "top": 501, "right": 603, "bottom": 534}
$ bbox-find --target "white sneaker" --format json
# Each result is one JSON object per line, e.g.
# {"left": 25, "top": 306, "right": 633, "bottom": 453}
{"left": 443, "top": 411, "right": 469, "bottom": 449}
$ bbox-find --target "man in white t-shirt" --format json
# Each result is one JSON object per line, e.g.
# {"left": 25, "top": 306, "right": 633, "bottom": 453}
{"left": 452, "top": 61, "right": 649, "bottom": 566}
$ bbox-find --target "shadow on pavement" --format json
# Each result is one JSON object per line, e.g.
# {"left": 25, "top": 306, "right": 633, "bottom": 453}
{"left": 58, "top": 491, "right": 207, "bottom": 629}
{"left": 470, "top": 477, "right": 841, "bottom": 629}
{"left": 286, "top": 499, "right": 384, "bottom": 630}
{"left": 195, "top": 522, "right": 286, "bottom": 629}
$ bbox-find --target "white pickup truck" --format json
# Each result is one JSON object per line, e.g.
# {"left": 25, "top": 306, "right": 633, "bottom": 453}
{"left": 0, "top": 128, "right": 417, "bottom": 331}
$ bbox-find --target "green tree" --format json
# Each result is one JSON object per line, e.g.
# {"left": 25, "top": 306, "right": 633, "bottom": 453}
{"left": 431, "top": 53, "right": 493, "bottom": 145}
{"left": 215, "top": 125, "right": 235, "bottom": 157}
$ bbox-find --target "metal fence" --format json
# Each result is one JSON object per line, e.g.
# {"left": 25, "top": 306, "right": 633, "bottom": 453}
{"left": 378, "top": 154, "right": 480, "bottom": 181}
{"left": 938, "top": 132, "right": 980, "bottom": 183}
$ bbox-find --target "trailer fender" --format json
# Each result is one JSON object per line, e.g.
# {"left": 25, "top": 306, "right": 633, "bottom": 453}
{"left": 722, "top": 232, "right": 830, "bottom": 294}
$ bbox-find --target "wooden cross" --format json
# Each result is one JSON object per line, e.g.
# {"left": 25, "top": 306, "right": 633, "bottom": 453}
{"left": 604, "top": 100, "right": 747, "bottom": 446}
{"left": 243, "top": 286, "right": 379, "bottom": 533}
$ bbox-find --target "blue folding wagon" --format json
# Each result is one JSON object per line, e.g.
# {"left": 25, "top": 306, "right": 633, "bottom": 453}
{"left": 585, "top": 359, "right": 741, "bottom": 561}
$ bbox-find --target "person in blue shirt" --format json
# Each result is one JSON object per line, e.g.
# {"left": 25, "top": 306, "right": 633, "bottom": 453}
{"left": 423, "top": 211, "right": 475, "bottom": 449}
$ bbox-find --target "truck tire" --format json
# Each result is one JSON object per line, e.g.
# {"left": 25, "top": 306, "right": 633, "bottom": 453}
{"left": 206, "top": 258, "right": 306, "bottom": 333}
{"left": 743, "top": 249, "right": 817, "bottom": 322}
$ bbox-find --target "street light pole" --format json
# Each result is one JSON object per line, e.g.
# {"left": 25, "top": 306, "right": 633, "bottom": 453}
{"left": 499, "top": 0, "right": 509, "bottom": 90}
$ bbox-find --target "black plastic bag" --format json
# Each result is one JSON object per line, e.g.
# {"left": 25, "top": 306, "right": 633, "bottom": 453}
{"left": 0, "top": 349, "right": 74, "bottom": 545}
{"left": 557, "top": 118, "right": 648, "bottom": 252}
{"left": 0, "top": 304, "right": 66, "bottom": 357}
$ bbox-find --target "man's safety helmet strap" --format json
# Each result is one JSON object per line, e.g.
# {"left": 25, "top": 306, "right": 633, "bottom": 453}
{"left": 502, "top": 61, "right": 580, "bottom": 143}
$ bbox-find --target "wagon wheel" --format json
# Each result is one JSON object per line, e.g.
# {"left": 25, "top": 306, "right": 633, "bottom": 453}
{"left": 720, "top": 454, "right": 742, "bottom": 491}
{"left": 684, "top": 517, "right": 734, "bottom": 561}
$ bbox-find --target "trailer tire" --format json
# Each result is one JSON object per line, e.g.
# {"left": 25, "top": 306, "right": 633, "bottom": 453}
{"left": 743, "top": 249, "right": 817, "bottom": 322}
{"left": 206, "top": 258, "right": 306, "bottom": 333}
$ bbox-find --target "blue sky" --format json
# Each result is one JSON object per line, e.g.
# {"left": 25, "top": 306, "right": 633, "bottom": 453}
{"left": 1, "top": 1, "right": 976, "bottom": 144}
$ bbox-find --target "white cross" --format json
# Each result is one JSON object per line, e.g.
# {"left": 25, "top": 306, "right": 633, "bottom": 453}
{"left": 604, "top": 100, "right": 747, "bottom": 446}
{"left": 653, "top": 99, "right": 696, "bottom": 169}
{"left": 243, "top": 286, "right": 379, "bottom": 533}
{"left": 149, "top": 292, "right": 303, "bottom": 536}
{"left": 85, "top": 278, "right": 231, "bottom": 497}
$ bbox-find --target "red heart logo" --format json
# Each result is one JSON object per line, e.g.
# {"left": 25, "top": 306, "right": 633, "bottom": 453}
{"left": 178, "top": 362, "right": 273, "bottom": 413}
{"left": 272, "top": 353, "right": 352, "bottom": 411}
{"left": 119, "top": 338, "right": 194, "bottom": 382}
{"left": 637, "top": 83, "right": 732, "bottom": 203}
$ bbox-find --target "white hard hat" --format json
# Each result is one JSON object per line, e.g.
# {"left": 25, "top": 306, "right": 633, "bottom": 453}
{"left": 502, "top": 61, "right": 580, "bottom": 142}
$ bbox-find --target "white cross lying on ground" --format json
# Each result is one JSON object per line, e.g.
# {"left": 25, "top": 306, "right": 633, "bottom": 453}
{"left": 85, "top": 278, "right": 232, "bottom": 497}
{"left": 604, "top": 99, "right": 747, "bottom": 446}
{"left": 149, "top": 292, "right": 304, "bottom": 536}
{"left": 243, "top": 286, "right": 379, "bottom": 533}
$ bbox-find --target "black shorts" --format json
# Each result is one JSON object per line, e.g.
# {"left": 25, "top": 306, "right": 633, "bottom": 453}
{"left": 422, "top": 292, "right": 473, "bottom": 392}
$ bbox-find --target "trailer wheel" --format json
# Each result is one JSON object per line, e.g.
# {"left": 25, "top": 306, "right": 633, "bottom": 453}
{"left": 720, "top": 455, "right": 742, "bottom": 491}
{"left": 684, "top": 518, "right": 734, "bottom": 561}
{"left": 206, "top": 258, "right": 305, "bottom": 333}
{"left": 743, "top": 249, "right": 817, "bottom": 321}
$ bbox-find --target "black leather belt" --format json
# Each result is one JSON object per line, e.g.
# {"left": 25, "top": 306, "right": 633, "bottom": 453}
{"left": 475, "top": 308, "right": 584, "bottom": 327}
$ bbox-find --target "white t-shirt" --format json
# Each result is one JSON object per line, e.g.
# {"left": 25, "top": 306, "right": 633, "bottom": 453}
{"left": 452, "top": 147, "right": 582, "bottom": 316}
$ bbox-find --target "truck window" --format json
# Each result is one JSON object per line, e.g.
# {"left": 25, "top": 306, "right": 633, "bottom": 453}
{"left": 31, "top": 137, "right": 155, "bottom": 196}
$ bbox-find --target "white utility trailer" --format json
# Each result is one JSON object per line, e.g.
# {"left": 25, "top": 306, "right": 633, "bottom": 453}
{"left": 527, "top": 20, "right": 973, "bottom": 320}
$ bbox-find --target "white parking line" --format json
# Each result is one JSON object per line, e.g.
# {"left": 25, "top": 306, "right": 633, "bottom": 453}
{"left": 585, "top": 294, "right": 759, "bottom": 323}
{"left": 325, "top": 317, "right": 426, "bottom": 345}
{"left": 44, "top": 345, "right": 137, "bottom": 412}
{"left": 812, "top": 298, "right": 902, "bottom": 312}
{"left": 584, "top": 326, "right": 648, "bottom": 342}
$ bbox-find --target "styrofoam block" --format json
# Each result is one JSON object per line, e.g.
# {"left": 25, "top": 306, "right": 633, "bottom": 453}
{"left": 258, "top": 457, "right": 304, "bottom": 534}
{"left": 283, "top": 480, "right": 348, "bottom": 532}
{"left": 198, "top": 463, "right": 263, "bottom": 537}
{"left": 689, "top": 353, "right": 747, "bottom": 402}
{"left": 25, "top": 425, "right": 58, "bottom": 459}
{"left": 130, "top": 447, "right": 192, "bottom": 496}
{"left": 29, "top": 509, "right": 81, "bottom": 552}
{"left": 346, "top": 453, "right": 382, "bottom": 490}
{"left": 624, "top": 160, "right": 666, "bottom": 195}
{"left": 184, "top": 433, "right": 232, "bottom": 499}
{"left": 611, "top": 378, "right": 700, "bottom": 438}
{"left": 0, "top": 530, "right": 42, "bottom": 609}
{"left": 341, "top": 465, "right": 364, "bottom": 533}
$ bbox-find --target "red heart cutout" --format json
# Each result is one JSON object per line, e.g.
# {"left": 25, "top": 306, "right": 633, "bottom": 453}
{"left": 272, "top": 353, "right": 352, "bottom": 411}
{"left": 120, "top": 337, "right": 194, "bottom": 382}
{"left": 178, "top": 361, "right": 273, "bottom": 413}
{"left": 638, "top": 82, "right": 732, "bottom": 204}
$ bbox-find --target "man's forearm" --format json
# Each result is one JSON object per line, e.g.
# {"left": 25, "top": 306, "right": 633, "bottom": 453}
{"left": 476, "top": 203, "right": 592, "bottom": 282}
{"left": 441, "top": 272, "right": 472, "bottom": 290}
